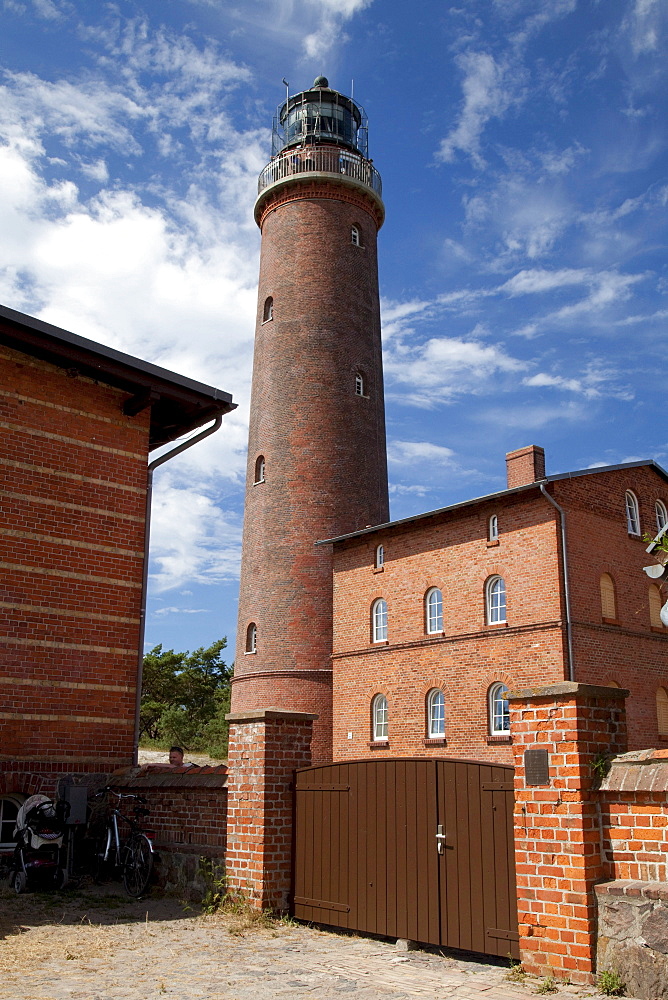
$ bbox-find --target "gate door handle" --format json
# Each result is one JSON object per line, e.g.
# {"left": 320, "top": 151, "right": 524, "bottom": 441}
{"left": 435, "top": 823, "right": 446, "bottom": 854}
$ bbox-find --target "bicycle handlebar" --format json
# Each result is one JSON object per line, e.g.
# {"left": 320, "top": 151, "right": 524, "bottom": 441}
{"left": 93, "top": 787, "right": 148, "bottom": 804}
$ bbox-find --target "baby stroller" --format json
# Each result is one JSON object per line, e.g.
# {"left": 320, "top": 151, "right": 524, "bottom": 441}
{"left": 9, "top": 794, "right": 69, "bottom": 894}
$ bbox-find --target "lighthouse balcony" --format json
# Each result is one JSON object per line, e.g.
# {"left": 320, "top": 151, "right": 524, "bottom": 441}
{"left": 257, "top": 145, "right": 382, "bottom": 199}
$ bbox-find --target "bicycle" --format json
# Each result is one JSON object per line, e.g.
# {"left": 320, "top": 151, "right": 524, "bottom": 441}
{"left": 91, "top": 788, "right": 154, "bottom": 897}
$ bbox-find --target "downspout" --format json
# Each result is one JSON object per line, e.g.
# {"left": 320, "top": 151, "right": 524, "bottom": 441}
{"left": 132, "top": 414, "right": 224, "bottom": 764}
{"left": 539, "top": 482, "right": 574, "bottom": 682}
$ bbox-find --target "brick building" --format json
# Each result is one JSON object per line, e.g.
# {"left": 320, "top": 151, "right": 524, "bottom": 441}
{"left": 0, "top": 303, "right": 234, "bottom": 835}
{"left": 323, "top": 445, "right": 668, "bottom": 762}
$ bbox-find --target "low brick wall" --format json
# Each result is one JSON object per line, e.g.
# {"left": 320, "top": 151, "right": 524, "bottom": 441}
{"left": 595, "top": 750, "right": 668, "bottom": 999}
{"left": 111, "top": 765, "right": 228, "bottom": 899}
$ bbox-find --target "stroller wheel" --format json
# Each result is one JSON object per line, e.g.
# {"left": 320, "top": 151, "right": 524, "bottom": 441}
{"left": 56, "top": 867, "right": 69, "bottom": 889}
{"left": 13, "top": 871, "right": 27, "bottom": 894}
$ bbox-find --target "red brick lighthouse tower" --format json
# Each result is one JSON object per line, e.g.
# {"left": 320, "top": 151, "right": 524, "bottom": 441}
{"left": 232, "top": 77, "right": 389, "bottom": 761}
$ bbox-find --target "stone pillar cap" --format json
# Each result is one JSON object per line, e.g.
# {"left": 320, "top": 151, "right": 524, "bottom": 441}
{"left": 507, "top": 681, "right": 629, "bottom": 701}
{"left": 226, "top": 708, "right": 319, "bottom": 723}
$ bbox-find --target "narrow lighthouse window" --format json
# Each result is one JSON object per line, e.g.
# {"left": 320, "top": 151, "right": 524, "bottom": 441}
{"left": 263, "top": 296, "right": 273, "bottom": 322}
{"left": 351, "top": 225, "right": 360, "bottom": 247}
{"left": 355, "top": 372, "right": 364, "bottom": 396}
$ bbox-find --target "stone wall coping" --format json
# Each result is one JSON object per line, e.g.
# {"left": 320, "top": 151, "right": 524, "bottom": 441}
{"left": 595, "top": 879, "right": 668, "bottom": 902}
{"left": 112, "top": 766, "right": 228, "bottom": 789}
{"left": 226, "top": 708, "right": 319, "bottom": 723}
{"left": 507, "top": 681, "right": 630, "bottom": 702}
{"left": 600, "top": 748, "right": 668, "bottom": 792}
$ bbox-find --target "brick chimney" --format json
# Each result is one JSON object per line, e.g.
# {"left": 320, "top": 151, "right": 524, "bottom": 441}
{"left": 506, "top": 445, "right": 546, "bottom": 489}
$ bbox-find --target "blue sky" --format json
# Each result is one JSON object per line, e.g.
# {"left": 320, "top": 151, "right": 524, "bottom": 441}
{"left": 2, "top": 0, "right": 667, "bottom": 660}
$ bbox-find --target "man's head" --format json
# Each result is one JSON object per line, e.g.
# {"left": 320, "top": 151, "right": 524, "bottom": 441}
{"left": 169, "top": 746, "right": 185, "bottom": 766}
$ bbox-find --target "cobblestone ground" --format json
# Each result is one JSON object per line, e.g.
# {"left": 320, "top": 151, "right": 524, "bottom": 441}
{"left": 0, "top": 885, "right": 621, "bottom": 1000}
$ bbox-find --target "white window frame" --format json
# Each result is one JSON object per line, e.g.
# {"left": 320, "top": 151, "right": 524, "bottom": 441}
{"left": 625, "top": 490, "right": 640, "bottom": 535}
{"left": 254, "top": 456, "right": 265, "bottom": 484}
{"left": 351, "top": 225, "right": 361, "bottom": 247}
{"left": 427, "top": 688, "right": 445, "bottom": 738}
{"left": 425, "top": 588, "right": 443, "bottom": 634}
{"left": 245, "top": 623, "right": 257, "bottom": 654}
{"left": 372, "top": 598, "right": 387, "bottom": 642}
{"left": 486, "top": 576, "right": 507, "bottom": 624}
{"left": 375, "top": 544, "right": 384, "bottom": 569}
{"left": 355, "top": 372, "right": 364, "bottom": 396}
{"left": 656, "top": 500, "right": 668, "bottom": 534}
{"left": 489, "top": 683, "right": 510, "bottom": 736}
{"left": 488, "top": 514, "right": 499, "bottom": 542}
{"left": 372, "top": 693, "right": 388, "bottom": 741}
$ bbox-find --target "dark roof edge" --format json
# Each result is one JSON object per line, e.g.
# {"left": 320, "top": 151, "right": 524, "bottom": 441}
{"left": 0, "top": 303, "right": 234, "bottom": 407}
{"left": 317, "top": 459, "right": 668, "bottom": 546}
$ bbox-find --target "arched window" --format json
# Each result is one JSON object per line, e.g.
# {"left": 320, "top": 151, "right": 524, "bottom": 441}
{"left": 262, "top": 296, "right": 273, "bottom": 322}
{"left": 649, "top": 584, "right": 664, "bottom": 628}
{"left": 488, "top": 683, "right": 510, "bottom": 735}
{"left": 0, "top": 795, "right": 23, "bottom": 849}
{"left": 371, "top": 598, "right": 387, "bottom": 642}
{"left": 486, "top": 576, "right": 506, "bottom": 624}
{"left": 600, "top": 573, "right": 617, "bottom": 620}
{"left": 355, "top": 372, "right": 365, "bottom": 396}
{"left": 488, "top": 514, "right": 499, "bottom": 542}
{"left": 625, "top": 490, "right": 640, "bottom": 535}
{"left": 245, "top": 623, "right": 257, "bottom": 654}
{"left": 375, "top": 544, "right": 384, "bottom": 569}
{"left": 372, "top": 693, "right": 388, "bottom": 741}
{"left": 657, "top": 687, "right": 668, "bottom": 736}
{"left": 254, "top": 455, "right": 265, "bottom": 483}
{"left": 351, "top": 225, "right": 361, "bottom": 247}
{"left": 425, "top": 588, "right": 443, "bottom": 634}
{"left": 656, "top": 500, "right": 668, "bottom": 534}
{"left": 427, "top": 689, "right": 445, "bottom": 738}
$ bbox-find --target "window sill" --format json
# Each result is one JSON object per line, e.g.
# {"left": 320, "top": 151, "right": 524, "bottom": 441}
{"left": 368, "top": 740, "right": 389, "bottom": 749}
{"left": 486, "top": 539, "right": 500, "bottom": 548}
{"left": 485, "top": 621, "right": 508, "bottom": 629}
{"left": 651, "top": 626, "right": 666, "bottom": 633}
{"left": 486, "top": 735, "right": 512, "bottom": 744}
{"left": 371, "top": 640, "right": 389, "bottom": 646}
{"left": 602, "top": 617, "right": 621, "bottom": 626}
{"left": 253, "top": 479, "right": 265, "bottom": 486}
{"left": 373, "top": 566, "right": 384, "bottom": 574}
{"left": 244, "top": 650, "right": 256, "bottom": 655}
{"left": 425, "top": 630, "right": 445, "bottom": 638}
{"left": 261, "top": 318, "right": 273, "bottom": 325}
{"left": 424, "top": 737, "right": 446, "bottom": 746}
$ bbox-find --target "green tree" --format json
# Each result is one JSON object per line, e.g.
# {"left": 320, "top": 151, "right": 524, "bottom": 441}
{"left": 139, "top": 638, "right": 232, "bottom": 757}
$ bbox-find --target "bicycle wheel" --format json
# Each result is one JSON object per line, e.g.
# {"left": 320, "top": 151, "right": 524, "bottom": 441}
{"left": 93, "top": 832, "right": 115, "bottom": 884}
{"left": 122, "top": 833, "right": 153, "bottom": 897}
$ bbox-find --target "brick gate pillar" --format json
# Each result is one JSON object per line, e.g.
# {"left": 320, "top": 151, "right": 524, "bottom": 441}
{"left": 225, "top": 708, "right": 317, "bottom": 912}
{"left": 507, "top": 682, "right": 627, "bottom": 984}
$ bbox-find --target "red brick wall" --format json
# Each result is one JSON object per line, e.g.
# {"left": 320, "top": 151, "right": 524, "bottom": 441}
{"left": 234, "top": 176, "right": 389, "bottom": 762}
{"left": 112, "top": 768, "right": 228, "bottom": 853}
{"left": 226, "top": 710, "right": 314, "bottom": 910}
{"left": 330, "top": 466, "right": 668, "bottom": 761}
{"left": 0, "top": 342, "right": 150, "bottom": 785}
{"left": 331, "top": 492, "right": 566, "bottom": 762}
{"left": 509, "top": 683, "right": 628, "bottom": 984}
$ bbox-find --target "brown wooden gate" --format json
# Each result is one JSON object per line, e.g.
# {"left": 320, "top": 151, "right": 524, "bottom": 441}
{"left": 292, "top": 758, "right": 518, "bottom": 959}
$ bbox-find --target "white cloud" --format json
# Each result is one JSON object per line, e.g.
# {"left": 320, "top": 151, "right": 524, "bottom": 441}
{"left": 501, "top": 268, "right": 590, "bottom": 296}
{"left": 626, "top": 0, "right": 664, "bottom": 56}
{"left": 149, "top": 476, "right": 242, "bottom": 593}
{"left": 480, "top": 401, "right": 589, "bottom": 429}
{"left": 302, "top": 0, "right": 373, "bottom": 59}
{"left": 153, "top": 606, "right": 209, "bottom": 617}
{"left": 437, "top": 51, "right": 525, "bottom": 167}
{"left": 387, "top": 441, "right": 457, "bottom": 466}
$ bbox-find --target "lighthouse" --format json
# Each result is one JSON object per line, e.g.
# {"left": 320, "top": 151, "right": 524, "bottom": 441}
{"left": 232, "top": 77, "right": 389, "bottom": 761}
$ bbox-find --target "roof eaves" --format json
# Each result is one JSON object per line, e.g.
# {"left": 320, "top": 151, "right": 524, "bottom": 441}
{"left": 317, "top": 458, "right": 668, "bottom": 546}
